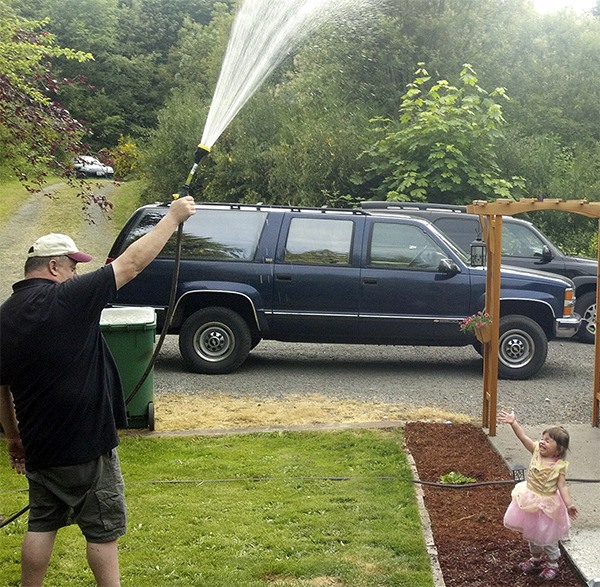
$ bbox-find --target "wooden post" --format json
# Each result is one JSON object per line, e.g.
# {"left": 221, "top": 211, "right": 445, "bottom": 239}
{"left": 467, "top": 198, "right": 600, "bottom": 432}
{"left": 594, "top": 218, "right": 600, "bottom": 426}
{"left": 482, "top": 215, "right": 502, "bottom": 436}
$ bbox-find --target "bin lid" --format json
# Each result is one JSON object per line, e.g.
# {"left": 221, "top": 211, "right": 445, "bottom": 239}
{"left": 100, "top": 306, "right": 156, "bottom": 327}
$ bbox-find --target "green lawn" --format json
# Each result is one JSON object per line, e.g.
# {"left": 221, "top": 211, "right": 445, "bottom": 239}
{"left": 0, "top": 429, "right": 434, "bottom": 587}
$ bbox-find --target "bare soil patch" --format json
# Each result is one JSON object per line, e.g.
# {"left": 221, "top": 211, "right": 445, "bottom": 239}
{"left": 404, "top": 422, "right": 585, "bottom": 587}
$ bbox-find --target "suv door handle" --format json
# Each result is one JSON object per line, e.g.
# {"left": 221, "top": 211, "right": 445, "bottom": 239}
{"left": 276, "top": 274, "right": 292, "bottom": 281}
{"left": 363, "top": 278, "right": 378, "bottom": 285}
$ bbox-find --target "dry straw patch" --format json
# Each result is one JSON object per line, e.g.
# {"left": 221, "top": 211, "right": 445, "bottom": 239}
{"left": 154, "top": 392, "right": 472, "bottom": 431}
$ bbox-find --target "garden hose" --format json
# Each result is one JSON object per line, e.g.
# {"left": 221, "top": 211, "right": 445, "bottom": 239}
{"left": 0, "top": 504, "right": 30, "bottom": 529}
{"left": 125, "top": 223, "right": 184, "bottom": 406}
{"left": 3, "top": 474, "right": 599, "bottom": 529}
{"left": 180, "top": 144, "right": 211, "bottom": 197}
{"left": 1, "top": 146, "right": 212, "bottom": 530}
{"left": 125, "top": 144, "right": 211, "bottom": 407}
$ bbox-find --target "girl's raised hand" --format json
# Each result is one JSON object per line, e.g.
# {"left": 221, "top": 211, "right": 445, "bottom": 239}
{"left": 498, "top": 410, "right": 516, "bottom": 424}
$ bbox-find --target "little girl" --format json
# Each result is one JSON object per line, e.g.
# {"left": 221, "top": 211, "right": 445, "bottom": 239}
{"left": 498, "top": 410, "right": 578, "bottom": 582}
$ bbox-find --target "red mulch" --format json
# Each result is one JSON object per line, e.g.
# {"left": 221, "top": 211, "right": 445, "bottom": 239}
{"left": 403, "top": 422, "right": 585, "bottom": 587}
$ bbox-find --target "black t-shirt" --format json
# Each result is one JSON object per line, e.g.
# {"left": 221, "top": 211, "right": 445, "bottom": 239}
{"left": 0, "top": 265, "right": 127, "bottom": 470}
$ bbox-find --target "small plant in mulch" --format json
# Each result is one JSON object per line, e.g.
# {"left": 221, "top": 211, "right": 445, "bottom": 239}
{"left": 439, "top": 470, "right": 477, "bottom": 484}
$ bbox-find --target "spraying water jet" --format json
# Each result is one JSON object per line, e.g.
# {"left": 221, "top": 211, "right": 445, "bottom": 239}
{"left": 200, "top": 0, "right": 372, "bottom": 150}
{"left": 177, "top": 0, "right": 375, "bottom": 195}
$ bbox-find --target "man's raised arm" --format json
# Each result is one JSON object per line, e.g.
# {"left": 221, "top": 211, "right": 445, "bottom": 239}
{"left": 111, "top": 196, "right": 195, "bottom": 290}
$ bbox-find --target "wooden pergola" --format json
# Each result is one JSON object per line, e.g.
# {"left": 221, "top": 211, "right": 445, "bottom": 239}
{"left": 466, "top": 198, "right": 600, "bottom": 435}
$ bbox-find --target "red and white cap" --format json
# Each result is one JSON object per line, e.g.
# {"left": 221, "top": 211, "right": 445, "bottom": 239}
{"left": 27, "top": 233, "right": 93, "bottom": 263}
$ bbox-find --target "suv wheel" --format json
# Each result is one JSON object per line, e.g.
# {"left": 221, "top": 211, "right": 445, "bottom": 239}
{"left": 497, "top": 315, "right": 547, "bottom": 380}
{"left": 179, "top": 307, "right": 252, "bottom": 374}
{"left": 575, "top": 291, "right": 596, "bottom": 344}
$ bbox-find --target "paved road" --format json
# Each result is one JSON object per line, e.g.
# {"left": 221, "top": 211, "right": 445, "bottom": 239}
{"left": 153, "top": 335, "right": 596, "bottom": 426}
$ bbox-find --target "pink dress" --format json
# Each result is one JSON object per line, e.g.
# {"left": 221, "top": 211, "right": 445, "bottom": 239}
{"left": 504, "top": 445, "right": 570, "bottom": 546}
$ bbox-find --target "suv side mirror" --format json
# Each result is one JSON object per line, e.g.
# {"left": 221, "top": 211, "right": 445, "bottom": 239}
{"left": 438, "top": 258, "right": 461, "bottom": 275}
{"left": 539, "top": 245, "right": 553, "bottom": 263}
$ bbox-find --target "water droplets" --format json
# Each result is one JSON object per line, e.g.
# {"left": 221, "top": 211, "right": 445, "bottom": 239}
{"left": 200, "top": 0, "right": 377, "bottom": 149}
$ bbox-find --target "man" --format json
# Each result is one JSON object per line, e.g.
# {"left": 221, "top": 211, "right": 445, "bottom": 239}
{"left": 0, "top": 196, "right": 195, "bottom": 586}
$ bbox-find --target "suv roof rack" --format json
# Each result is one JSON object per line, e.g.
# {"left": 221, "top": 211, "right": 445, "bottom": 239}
{"left": 194, "top": 201, "right": 368, "bottom": 215}
{"left": 360, "top": 201, "right": 468, "bottom": 213}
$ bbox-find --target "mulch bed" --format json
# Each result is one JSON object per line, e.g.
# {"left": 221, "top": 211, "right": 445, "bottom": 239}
{"left": 403, "top": 422, "right": 585, "bottom": 586}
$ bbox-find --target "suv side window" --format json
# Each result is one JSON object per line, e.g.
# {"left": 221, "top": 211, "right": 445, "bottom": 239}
{"left": 432, "top": 217, "right": 480, "bottom": 252}
{"left": 284, "top": 217, "right": 353, "bottom": 265}
{"left": 369, "top": 222, "right": 446, "bottom": 270}
{"left": 503, "top": 222, "right": 545, "bottom": 257}
{"left": 129, "top": 209, "right": 267, "bottom": 261}
{"left": 433, "top": 216, "right": 545, "bottom": 259}
{"left": 178, "top": 210, "right": 267, "bottom": 260}
{"left": 122, "top": 210, "right": 165, "bottom": 247}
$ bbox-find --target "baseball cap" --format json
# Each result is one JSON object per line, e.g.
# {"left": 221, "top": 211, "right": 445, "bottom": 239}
{"left": 27, "top": 233, "right": 93, "bottom": 263}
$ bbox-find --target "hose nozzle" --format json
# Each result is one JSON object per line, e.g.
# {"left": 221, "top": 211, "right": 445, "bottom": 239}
{"left": 177, "top": 144, "right": 211, "bottom": 199}
{"left": 194, "top": 144, "right": 211, "bottom": 164}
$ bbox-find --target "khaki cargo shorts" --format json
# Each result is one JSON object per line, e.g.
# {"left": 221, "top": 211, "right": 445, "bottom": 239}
{"left": 26, "top": 449, "right": 127, "bottom": 543}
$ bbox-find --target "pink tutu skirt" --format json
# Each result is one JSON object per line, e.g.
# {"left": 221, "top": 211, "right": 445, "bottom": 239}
{"left": 504, "top": 481, "right": 570, "bottom": 545}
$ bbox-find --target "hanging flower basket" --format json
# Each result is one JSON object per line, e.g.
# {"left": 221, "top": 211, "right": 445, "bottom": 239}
{"left": 459, "top": 311, "right": 493, "bottom": 343}
{"left": 474, "top": 323, "right": 492, "bottom": 343}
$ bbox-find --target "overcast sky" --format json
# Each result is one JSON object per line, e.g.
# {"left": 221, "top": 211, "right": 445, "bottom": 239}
{"left": 533, "top": 0, "right": 596, "bottom": 13}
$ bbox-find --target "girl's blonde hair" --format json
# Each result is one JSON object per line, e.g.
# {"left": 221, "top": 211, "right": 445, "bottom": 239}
{"left": 543, "top": 426, "right": 570, "bottom": 459}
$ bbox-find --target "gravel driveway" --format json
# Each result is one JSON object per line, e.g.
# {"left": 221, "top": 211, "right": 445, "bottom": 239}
{"left": 153, "top": 335, "right": 595, "bottom": 426}
{"left": 0, "top": 183, "right": 119, "bottom": 302}
{"left": 2, "top": 185, "right": 596, "bottom": 427}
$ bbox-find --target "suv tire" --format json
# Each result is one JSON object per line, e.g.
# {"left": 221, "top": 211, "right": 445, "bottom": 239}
{"left": 179, "top": 307, "right": 252, "bottom": 374}
{"left": 497, "top": 315, "right": 547, "bottom": 380}
{"left": 575, "top": 291, "right": 596, "bottom": 344}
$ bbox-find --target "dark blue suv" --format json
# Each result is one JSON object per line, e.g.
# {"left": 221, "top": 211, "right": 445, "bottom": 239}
{"left": 107, "top": 203, "right": 580, "bottom": 380}
{"left": 361, "top": 201, "right": 597, "bottom": 343}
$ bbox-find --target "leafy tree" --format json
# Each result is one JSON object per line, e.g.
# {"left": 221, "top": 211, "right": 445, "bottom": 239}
{"left": 165, "top": 4, "right": 235, "bottom": 99}
{"left": 523, "top": 142, "right": 600, "bottom": 256}
{"left": 500, "top": 12, "right": 600, "bottom": 146}
{"left": 496, "top": 132, "right": 561, "bottom": 198}
{"left": 11, "top": 0, "right": 123, "bottom": 148}
{"left": 116, "top": 0, "right": 220, "bottom": 59}
{"left": 141, "top": 86, "right": 210, "bottom": 201}
{"left": 408, "top": 0, "right": 536, "bottom": 81}
{"left": 357, "top": 64, "right": 525, "bottom": 204}
{"left": 140, "top": 3, "right": 234, "bottom": 201}
{"left": 108, "top": 135, "right": 140, "bottom": 179}
{"left": 11, "top": 0, "right": 231, "bottom": 149}
{"left": 197, "top": 12, "right": 392, "bottom": 207}
{"left": 198, "top": 88, "right": 371, "bottom": 207}
{"left": 161, "top": 6, "right": 427, "bottom": 207}
{"left": 0, "top": 1, "right": 93, "bottom": 186}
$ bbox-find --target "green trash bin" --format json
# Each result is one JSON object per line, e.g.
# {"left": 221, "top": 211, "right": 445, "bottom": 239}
{"left": 100, "top": 307, "right": 156, "bottom": 430}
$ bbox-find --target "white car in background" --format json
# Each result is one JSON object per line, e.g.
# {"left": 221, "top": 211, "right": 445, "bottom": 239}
{"left": 73, "top": 155, "right": 114, "bottom": 178}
